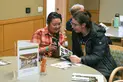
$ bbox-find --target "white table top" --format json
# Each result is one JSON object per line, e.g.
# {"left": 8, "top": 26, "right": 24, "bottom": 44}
{"left": 105, "top": 27, "right": 123, "bottom": 38}
{"left": 0, "top": 56, "right": 107, "bottom": 82}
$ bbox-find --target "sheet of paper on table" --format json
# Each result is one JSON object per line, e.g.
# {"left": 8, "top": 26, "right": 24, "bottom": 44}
{"left": 0, "top": 59, "right": 11, "bottom": 66}
{"left": 51, "top": 61, "right": 82, "bottom": 69}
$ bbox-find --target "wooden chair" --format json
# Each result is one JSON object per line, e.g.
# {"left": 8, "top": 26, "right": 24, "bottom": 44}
{"left": 109, "top": 66, "right": 123, "bottom": 82}
{"left": 109, "top": 45, "right": 123, "bottom": 82}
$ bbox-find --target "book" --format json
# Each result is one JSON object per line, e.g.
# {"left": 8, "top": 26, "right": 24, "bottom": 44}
{"left": 72, "top": 73, "right": 104, "bottom": 82}
{"left": 17, "top": 40, "right": 39, "bottom": 79}
{"left": 59, "top": 45, "right": 73, "bottom": 60}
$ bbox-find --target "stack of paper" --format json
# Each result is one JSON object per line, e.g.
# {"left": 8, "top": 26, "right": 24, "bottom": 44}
{"left": 72, "top": 73, "right": 104, "bottom": 82}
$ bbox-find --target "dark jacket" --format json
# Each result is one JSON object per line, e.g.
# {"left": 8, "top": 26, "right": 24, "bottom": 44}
{"left": 72, "top": 22, "right": 117, "bottom": 77}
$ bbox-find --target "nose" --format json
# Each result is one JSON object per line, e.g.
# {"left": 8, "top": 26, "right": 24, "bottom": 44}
{"left": 55, "top": 25, "right": 59, "bottom": 29}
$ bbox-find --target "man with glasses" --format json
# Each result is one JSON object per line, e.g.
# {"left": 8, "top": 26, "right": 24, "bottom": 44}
{"left": 69, "top": 11, "right": 117, "bottom": 81}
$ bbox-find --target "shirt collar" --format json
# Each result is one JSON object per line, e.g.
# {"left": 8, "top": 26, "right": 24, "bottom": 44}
{"left": 44, "top": 26, "right": 53, "bottom": 36}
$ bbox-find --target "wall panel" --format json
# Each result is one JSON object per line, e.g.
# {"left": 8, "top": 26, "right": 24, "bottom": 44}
{"left": 4, "top": 21, "right": 34, "bottom": 50}
{"left": 0, "top": 25, "right": 3, "bottom": 55}
{"left": 33, "top": 19, "right": 44, "bottom": 32}
{"left": 0, "top": 25, "right": 3, "bottom": 52}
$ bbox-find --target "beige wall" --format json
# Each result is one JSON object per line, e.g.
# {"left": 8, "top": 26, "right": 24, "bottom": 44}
{"left": 99, "top": 0, "right": 123, "bottom": 23}
{"left": 0, "top": 0, "right": 43, "bottom": 20}
{"left": 69, "top": 0, "right": 84, "bottom": 10}
{"left": 84, "top": 0, "right": 99, "bottom": 10}
{"left": 69, "top": 0, "right": 99, "bottom": 11}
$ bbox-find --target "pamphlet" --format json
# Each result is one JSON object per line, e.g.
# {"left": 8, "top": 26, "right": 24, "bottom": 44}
{"left": 59, "top": 45, "right": 73, "bottom": 60}
{"left": 17, "top": 40, "right": 39, "bottom": 79}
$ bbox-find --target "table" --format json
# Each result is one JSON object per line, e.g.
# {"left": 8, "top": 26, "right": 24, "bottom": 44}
{"left": 105, "top": 27, "right": 120, "bottom": 37}
{"left": 0, "top": 56, "right": 107, "bottom": 82}
{"left": 105, "top": 27, "right": 123, "bottom": 46}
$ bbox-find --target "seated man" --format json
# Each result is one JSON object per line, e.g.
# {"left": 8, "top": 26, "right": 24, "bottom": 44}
{"left": 69, "top": 11, "right": 117, "bottom": 81}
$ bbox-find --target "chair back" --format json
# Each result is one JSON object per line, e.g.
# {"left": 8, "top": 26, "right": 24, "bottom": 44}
{"left": 109, "top": 66, "right": 123, "bottom": 82}
{"left": 109, "top": 45, "right": 123, "bottom": 82}
{"left": 109, "top": 45, "right": 123, "bottom": 66}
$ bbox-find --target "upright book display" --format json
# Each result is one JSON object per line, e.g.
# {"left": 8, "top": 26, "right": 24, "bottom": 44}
{"left": 17, "top": 40, "right": 39, "bottom": 79}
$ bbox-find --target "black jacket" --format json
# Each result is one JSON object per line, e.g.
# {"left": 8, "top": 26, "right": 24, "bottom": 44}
{"left": 72, "top": 22, "right": 117, "bottom": 77}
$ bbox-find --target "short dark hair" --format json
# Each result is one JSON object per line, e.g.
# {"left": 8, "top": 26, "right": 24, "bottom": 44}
{"left": 73, "top": 11, "right": 92, "bottom": 29}
{"left": 47, "top": 12, "right": 62, "bottom": 24}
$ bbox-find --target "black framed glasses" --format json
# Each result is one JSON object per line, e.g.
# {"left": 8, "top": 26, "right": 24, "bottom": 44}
{"left": 70, "top": 22, "right": 80, "bottom": 27}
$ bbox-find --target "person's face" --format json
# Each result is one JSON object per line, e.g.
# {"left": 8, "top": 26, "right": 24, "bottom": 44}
{"left": 48, "top": 18, "right": 62, "bottom": 34}
{"left": 71, "top": 18, "right": 82, "bottom": 33}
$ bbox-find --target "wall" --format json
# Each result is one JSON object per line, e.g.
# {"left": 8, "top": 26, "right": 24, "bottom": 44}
{"left": 99, "top": 0, "right": 123, "bottom": 23}
{"left": 56, "top": 0, "right": 67, "bottom": 33}
{"left": 0, "top": 16, "right": 44, "bottom": 56}
{"left": 84, "top": 0, "right": 99, "bottom": 10}
{"left": 0, "top": 0, "right": 46, "bottom": 56}
{"left": 0, "top": 0, "right": 43, "bottom": 20}
{"left": 69, "top": 0, "right": 84, "bottom": 9}
{"left": 67, "top": 0, "right": 99, "bottom": 23}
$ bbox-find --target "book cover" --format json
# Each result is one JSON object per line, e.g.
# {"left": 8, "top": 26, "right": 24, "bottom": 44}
{"left": 59, "top": 45, "right": 73, "bottom": 60}
{"left": 17, "top": 40, "right": 39, "bottom": 79}
{"left": 72, "top": 73, "right": 104, "bottom": 82}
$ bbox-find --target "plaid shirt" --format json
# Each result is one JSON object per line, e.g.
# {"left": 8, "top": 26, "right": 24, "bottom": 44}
{"left": 31, "top": 27, "right": 65, "bottom": 56}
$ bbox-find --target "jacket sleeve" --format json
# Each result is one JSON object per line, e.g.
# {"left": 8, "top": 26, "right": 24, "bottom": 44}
{"left": 81, "top": 35, "right": 109, "bottom": 67}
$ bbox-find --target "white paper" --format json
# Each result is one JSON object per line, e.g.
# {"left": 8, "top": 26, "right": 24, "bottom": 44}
{"left": 105, "top": 33, "right": 114, "bottom": 36}
{"left": 72, "top": 73, "right": 104, "bottom": 82}
{"left": 0, "top": 59, "right": 11, "bottom": 66}
{"left": 51, "top": 61, "right": 72, "bottom": 69}
{"left": 51, "top": 61, "right": 82, "bottom": 69}
{"left": 17, "top": 40, "right": 40, "bottom": 79}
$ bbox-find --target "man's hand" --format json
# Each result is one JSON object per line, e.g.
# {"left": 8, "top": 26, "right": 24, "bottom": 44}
{"left": 70, "top": 55, "right": 81, "bottom": 63}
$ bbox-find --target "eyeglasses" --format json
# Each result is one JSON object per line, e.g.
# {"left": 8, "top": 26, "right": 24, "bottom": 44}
{"left": 70, "top": 22, "right": 80, "bottom": 27}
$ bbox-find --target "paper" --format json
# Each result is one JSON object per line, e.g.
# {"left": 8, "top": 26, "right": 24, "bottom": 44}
{"left": 51, "top": 61, "right": 82, "bottom": 69}
{"left": 17, "top": 40, "right": 39, "bottom": 79}
{"left": 72, "top": 73, "right": 104, "bottom": 82}
{"left": 51, "top": 61, "right": 72, "bottom": 69}
{"left": 105, "top": 33, "right": 114, "bottom": 36}
{"left": 0, "top": 60, "right": 11, "bottom": 66}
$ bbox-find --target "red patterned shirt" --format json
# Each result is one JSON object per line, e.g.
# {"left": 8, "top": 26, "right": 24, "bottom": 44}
{"left": 31, "top": 27, "right": 64, "bottom": 56}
